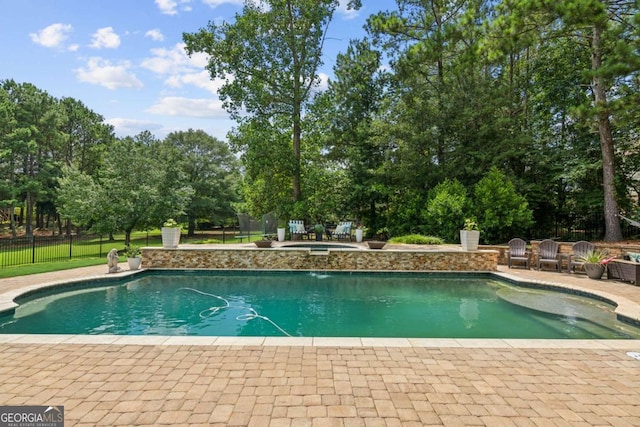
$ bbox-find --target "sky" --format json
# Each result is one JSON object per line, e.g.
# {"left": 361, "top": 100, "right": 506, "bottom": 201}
{"left": 1, "top": 0, "right": 396, "bottom": 142}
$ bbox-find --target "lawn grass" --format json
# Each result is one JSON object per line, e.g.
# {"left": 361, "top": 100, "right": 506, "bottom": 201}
{"left": 0, "top": 258, "right": 109, "bottom": 279}
{"left": 0, "top": 229, "right": 262, "bottom": 278}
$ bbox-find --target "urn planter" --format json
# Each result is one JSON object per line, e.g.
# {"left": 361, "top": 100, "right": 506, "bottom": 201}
{"left": 161, "top": 227, "right": 181, "bottom": 248}
{"left": 127, "top": 257, "right": 142, "bottom": 270}
{"left": 367, "top": 241, "right": 386, "bottom": 250}
{"left": 584, "top": 263, "right": 605, "bottom": 280}
{"left": 460, "top": 230, "right": 480, "bottom": 251}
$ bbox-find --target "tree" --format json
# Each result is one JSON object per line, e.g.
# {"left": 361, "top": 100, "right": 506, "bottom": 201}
{"left": 183, "top": 0, "right": 360, "bottom": 204}
{"left": 57, "top": 132, "right": 194, "bottom": 245}
{"left": 423, "top": 179, "right": 470, "bottom": 243}
{"left": 0, "top": 80, "right": 64, "bottom": 238}
{"left": 161, "top": 129, "right": 241, "bottom": 236}
{"left": 319, "top": 38, "right": 388, "bottom": 229}
{"left": 473, "top": 167, "right": 533, "bottom": 243}
{"left": 491, "top": 0, "right": 640, "bottom": 241}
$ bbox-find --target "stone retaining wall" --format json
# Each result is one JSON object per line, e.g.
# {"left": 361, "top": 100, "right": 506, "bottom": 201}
{"left": 142, "top": 247, "right": 498, "bottom": 272}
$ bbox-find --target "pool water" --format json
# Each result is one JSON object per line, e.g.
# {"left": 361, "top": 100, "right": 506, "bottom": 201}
{"left": 1, "top": 271, "right": 639, "bottom": 339}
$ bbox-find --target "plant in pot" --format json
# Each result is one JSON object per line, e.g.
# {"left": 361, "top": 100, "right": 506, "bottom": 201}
{"left": 314, "top": 224, "right": 325, "bottom": 241}
{"left": 578, "top": 250, "right": 614, "bottom": 280}
{"left": 355, "top": 224, "right": 365, "bottom": 243}
{"left": 254, "top": 238, "right": 273, "bottom": 248}
{"left": 124, "top": 245, "right": 142, "bottom": 270}
{"left": 367, "top": 227, "right": 387, "bottom": 249}
{"left": 161, "top": 218, "right": 181, "bottom": 248}
{"left": 460, "top": 218, "right": 480, "bottom": 251}
{"left": 277, "top": 219, "right": 286, "bottom": 242}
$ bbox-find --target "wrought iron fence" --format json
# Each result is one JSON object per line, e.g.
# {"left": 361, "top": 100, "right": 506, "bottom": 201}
{"left": 0, "top": 235, "right": 111, "bottom": 268}
{"left": 547, "top": 212, "right": 638, "bottom": 242}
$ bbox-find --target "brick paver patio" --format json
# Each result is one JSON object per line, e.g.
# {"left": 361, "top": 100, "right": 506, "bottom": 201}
{"left": 1, "top": 263, "right": 639, "bottom": 426}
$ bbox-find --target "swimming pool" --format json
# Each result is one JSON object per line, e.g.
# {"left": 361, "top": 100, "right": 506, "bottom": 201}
{"left": 1, "top": 270, "right": 639, "bottom": 339}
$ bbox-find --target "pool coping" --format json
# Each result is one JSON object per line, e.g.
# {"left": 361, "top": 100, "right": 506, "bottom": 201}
{"left": 1, "top": 266, "right": 640, "bottom": 348}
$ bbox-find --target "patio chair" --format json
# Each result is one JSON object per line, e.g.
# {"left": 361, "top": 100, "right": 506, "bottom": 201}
{"left": 568, "top": 240, "right": 595, "bottom": 273}
{"left": 506, "top": 238, "right": 531, "bottom": 269}
{"left": 536, "top": 239, "right": 561, "bottom": 272}
{"left": 288, "top": 220, "right": 309, "bottom": 240}
{"left": 331, "top": 221, "right": 353, "bottom": 241}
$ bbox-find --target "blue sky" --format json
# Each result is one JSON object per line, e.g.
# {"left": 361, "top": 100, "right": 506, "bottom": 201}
{"left": 0, "top": 0, "right": 396, "bottom": 141}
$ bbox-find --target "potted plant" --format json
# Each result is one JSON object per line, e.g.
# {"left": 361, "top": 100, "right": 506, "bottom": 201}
{"left": 161, "top": 218, "right": 181, "bottom": 248}
{"left": 578, "top": 250, "right": 613, "bottom": 280}
{"left": 460, "top": 218, "right": 480, "bottom": 251}
{"left": 254, "top": 239, "right": 273, "bottom": 248}
{"left": 314, "top": 224, "right": 325, "bottom": 241}
{"left": 367, "top": 241, "right": 386, "bottom": 250}
{"left": 355, "top": 225, "right": 364, "bottom": 243}
{"left": 277, "top": 222, "right": 286, "bottom": 242}
{"left": 124, "top": 245, "right": 142, "bottom": 270}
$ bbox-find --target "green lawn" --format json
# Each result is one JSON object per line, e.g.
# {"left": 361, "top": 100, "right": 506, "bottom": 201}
{"left": 0, "top": 230, "right": 262, "bottom": 278}
{"left": 0, "top": 258, "right": 108, "bottom": 279}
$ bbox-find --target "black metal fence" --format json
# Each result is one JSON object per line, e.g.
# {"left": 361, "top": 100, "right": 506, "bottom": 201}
{"left": 0, "top": 227, "right": 242, "bottom": 268}
{"left": 0, "top": 235, "right": 113, "bottom": 268}
{"left": 547, "top": 212, "right": 638, "bottom": 242}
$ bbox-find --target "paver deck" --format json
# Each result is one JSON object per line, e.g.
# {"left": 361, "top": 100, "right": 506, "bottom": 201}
{"left": 1, "top": 263, "right": 640, "bottom": 426}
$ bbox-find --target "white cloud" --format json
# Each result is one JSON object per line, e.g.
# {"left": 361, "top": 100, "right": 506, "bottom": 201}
{"left": 146, "top": 97, "right": 227, "bottom": 118}
{"left": 90, "top": 27, "right": 121, "bottom": 49}
{"left": 141, "top": 43, "right": 221, "bottom": 93}
{"left": 165, "top": 70, "right": 223, "bottom": 94}
{"left": 316, "top": 72, "right": 329, "bottom": 92}
{"left": 202, "top": 0, "right": 244, "bottom": 7}
{"left": 141, "top": 43, "right": 198, "bottom": 74}
{"left": 29, "top": 23, "right": 73, "bottom": 49}
{"left": 75, "top": 57, "right": 143, "bottom": 90}
{"left": 145, "top": 29, "right": 164, "bottom": 42}
{"left": 155, "top": 0, "right": 192, "bottom": 15}
{"left": 337, "top": 0, "right": 360, "bottom": 20}
{"left": 107, "top": 118, "right": 163, "bottom": 137}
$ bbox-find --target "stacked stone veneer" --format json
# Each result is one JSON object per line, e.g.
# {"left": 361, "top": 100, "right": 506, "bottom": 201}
{"left": 142, "top": 247, "right": 498, "bottom": 271}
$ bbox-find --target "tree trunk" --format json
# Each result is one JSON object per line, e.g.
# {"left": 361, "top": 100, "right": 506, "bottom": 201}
{"left": 592, "top": 23, "right": 623, "bottom": 242}
{"left": 10, "top": 205, "right": 17, "bottom": 238}
{"left": 292, "top": 105, "right": 302, "bottom": 202}
{"left": 25, "top": 192, "right": 34, "bottom": 238}
{"left": 188, "top": 217, "right": 196, "bottom": 237}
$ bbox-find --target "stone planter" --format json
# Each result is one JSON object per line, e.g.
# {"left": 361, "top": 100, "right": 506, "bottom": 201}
{"left": 367, "top": 241, "right": 386, "bottom": 250}
{"left": 254, "top": 240, "right": 273, "bottom": 248}
{"left": 355, "top": 229, "right": 364, "bottom": 243}
{"left": 584, "top": 263, "right": 605, "bottom": 280}
{"left": 127, "top": 257, "right": 142, "bottom": 270}
{"left": 460, "top": 230, "right": 480, "bottom": 251}
{"left": 277, "top": 228, "right": 286, "bottom": 242}
{"left": 161, "top": 227, "right": 181, "bottom": 248}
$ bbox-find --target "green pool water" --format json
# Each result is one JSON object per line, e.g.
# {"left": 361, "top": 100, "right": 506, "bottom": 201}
{"left": 1, "top": 270, "right": 639, "bottom": 339}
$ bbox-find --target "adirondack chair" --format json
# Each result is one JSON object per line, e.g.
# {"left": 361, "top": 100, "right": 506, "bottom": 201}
{"left": 568, "top": 240, "right": 595, "bottom": 273}
{"left": 288, "top": 220, "right": 309, "bottom": 240}
{"left": 536, "top": 239, "right": 560, "bottom": 272}
{"left": 506, "top": 238, "right": 531, "bottom": 269}
{"left": 330, "top": 221, "right": 353, "bottom": 241}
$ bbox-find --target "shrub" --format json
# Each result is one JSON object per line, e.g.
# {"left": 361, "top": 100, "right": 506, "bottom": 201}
{"left": 473, "top": 167, "right": 533, "bottom": 243}
{"left": 423, "top": 179, "right": 470, "bottom": 243}
{"left": 389, "top": 234, "right": 444, "bottom": 245}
